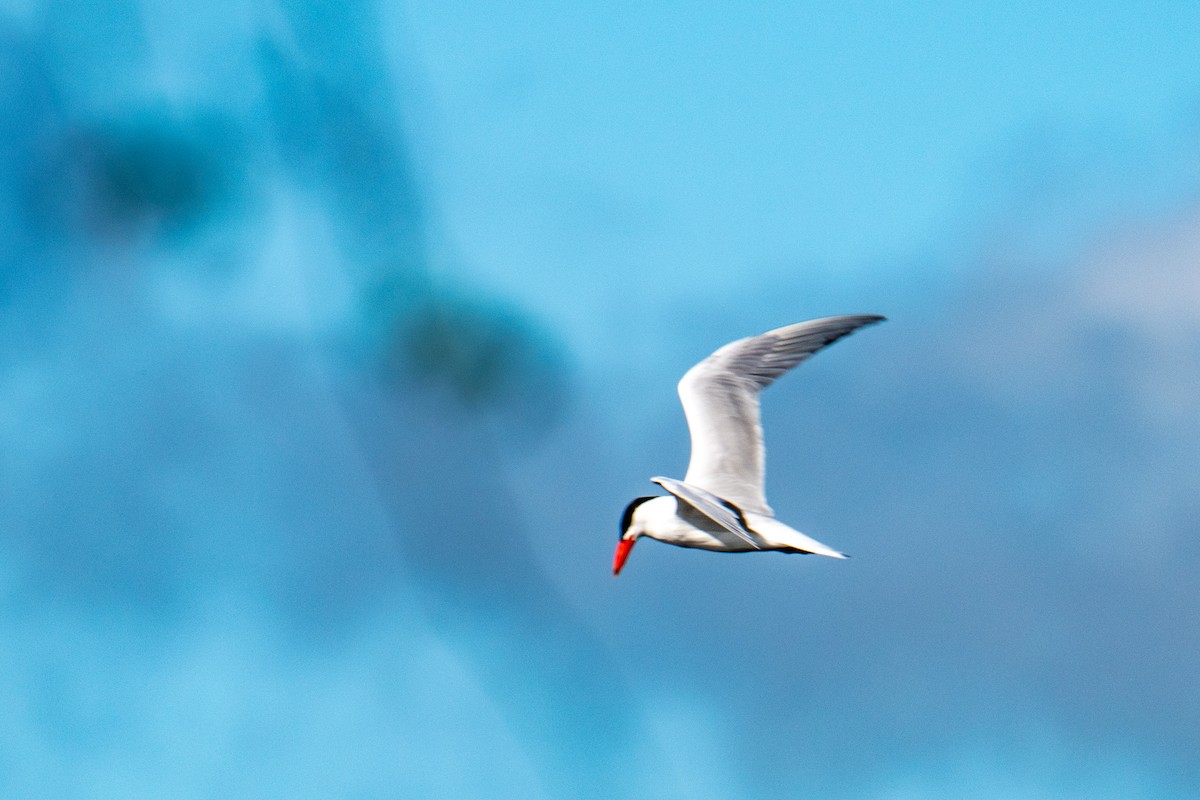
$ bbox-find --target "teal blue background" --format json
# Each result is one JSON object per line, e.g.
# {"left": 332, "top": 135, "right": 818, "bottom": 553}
{"left": 2, "top": 1, "right": 1199, "bottom": 797}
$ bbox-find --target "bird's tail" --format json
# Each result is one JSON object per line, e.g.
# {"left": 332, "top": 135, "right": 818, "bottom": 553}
{"left": 773, "top": 522, "right": 848, "bottom": 559}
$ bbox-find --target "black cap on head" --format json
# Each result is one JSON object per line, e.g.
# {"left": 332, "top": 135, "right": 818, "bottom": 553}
{"left": 619, "top": 496, "right": 656, "bottom": 537}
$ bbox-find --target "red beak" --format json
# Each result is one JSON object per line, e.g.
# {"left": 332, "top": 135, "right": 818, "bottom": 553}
{"left": 612, "top": 538, "right": 636, "bottom": 576}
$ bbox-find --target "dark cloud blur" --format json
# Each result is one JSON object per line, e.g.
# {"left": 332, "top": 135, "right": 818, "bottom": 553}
{"left": 0, "top": 1, "right": 635, "bottom": 798}
{"left": 26, "top": 109, "right": 246, "bottom": 247}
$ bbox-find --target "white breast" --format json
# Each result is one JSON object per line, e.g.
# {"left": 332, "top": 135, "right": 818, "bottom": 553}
{"left": 638, "top": 496, "right": 759, "bottom": 552}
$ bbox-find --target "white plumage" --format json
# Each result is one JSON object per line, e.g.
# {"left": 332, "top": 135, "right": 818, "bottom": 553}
{"left": 613, "top": 315, "right": 884, "bottom": 575}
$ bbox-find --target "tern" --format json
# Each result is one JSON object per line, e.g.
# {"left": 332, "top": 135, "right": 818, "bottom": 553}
{"left": 613, "top": 314, "right": 885, "bottom": 576}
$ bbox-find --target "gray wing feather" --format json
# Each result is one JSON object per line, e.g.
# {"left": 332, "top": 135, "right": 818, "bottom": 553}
{"left": 651, "top": 476, "right": 763, "bottom": 550}
{"left": 678, "top": 315, "right": 885, "bottom": 514}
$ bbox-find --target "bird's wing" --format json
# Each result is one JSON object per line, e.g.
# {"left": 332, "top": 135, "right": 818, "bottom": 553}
{"left": 651, "top": 476, "right": 763, "bottom": 550}
{"left": 678, "top": 314, "right": 885, "bottom": 514}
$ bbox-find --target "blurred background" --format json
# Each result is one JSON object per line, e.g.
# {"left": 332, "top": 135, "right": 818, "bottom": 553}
{"left": 2, "top": 1, "right": 1199, "bottom": 797}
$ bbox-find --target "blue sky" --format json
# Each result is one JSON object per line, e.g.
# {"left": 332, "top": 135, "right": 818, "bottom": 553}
{"left": 398, "top": 1, "right": 1200, "bottom": 352}
{"left": 2, "top": 1, "right": 1200, "bottom": 798}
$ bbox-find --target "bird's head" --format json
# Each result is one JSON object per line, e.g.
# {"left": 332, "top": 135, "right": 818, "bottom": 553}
{"left": 613, "top": 496, "right": 656, "bottom": 576}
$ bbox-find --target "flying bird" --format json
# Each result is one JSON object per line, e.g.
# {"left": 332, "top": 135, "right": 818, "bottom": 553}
{"left": 613, "top": 314, "right": 885, "bottom": 576}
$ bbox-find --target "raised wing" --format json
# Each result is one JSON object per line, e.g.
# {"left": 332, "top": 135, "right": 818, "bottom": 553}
{"left": 651, "top": 476, "right": 763, "bottom": 550}
{"left": 678, "top": 315, "right": 885, "bottom": 514}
